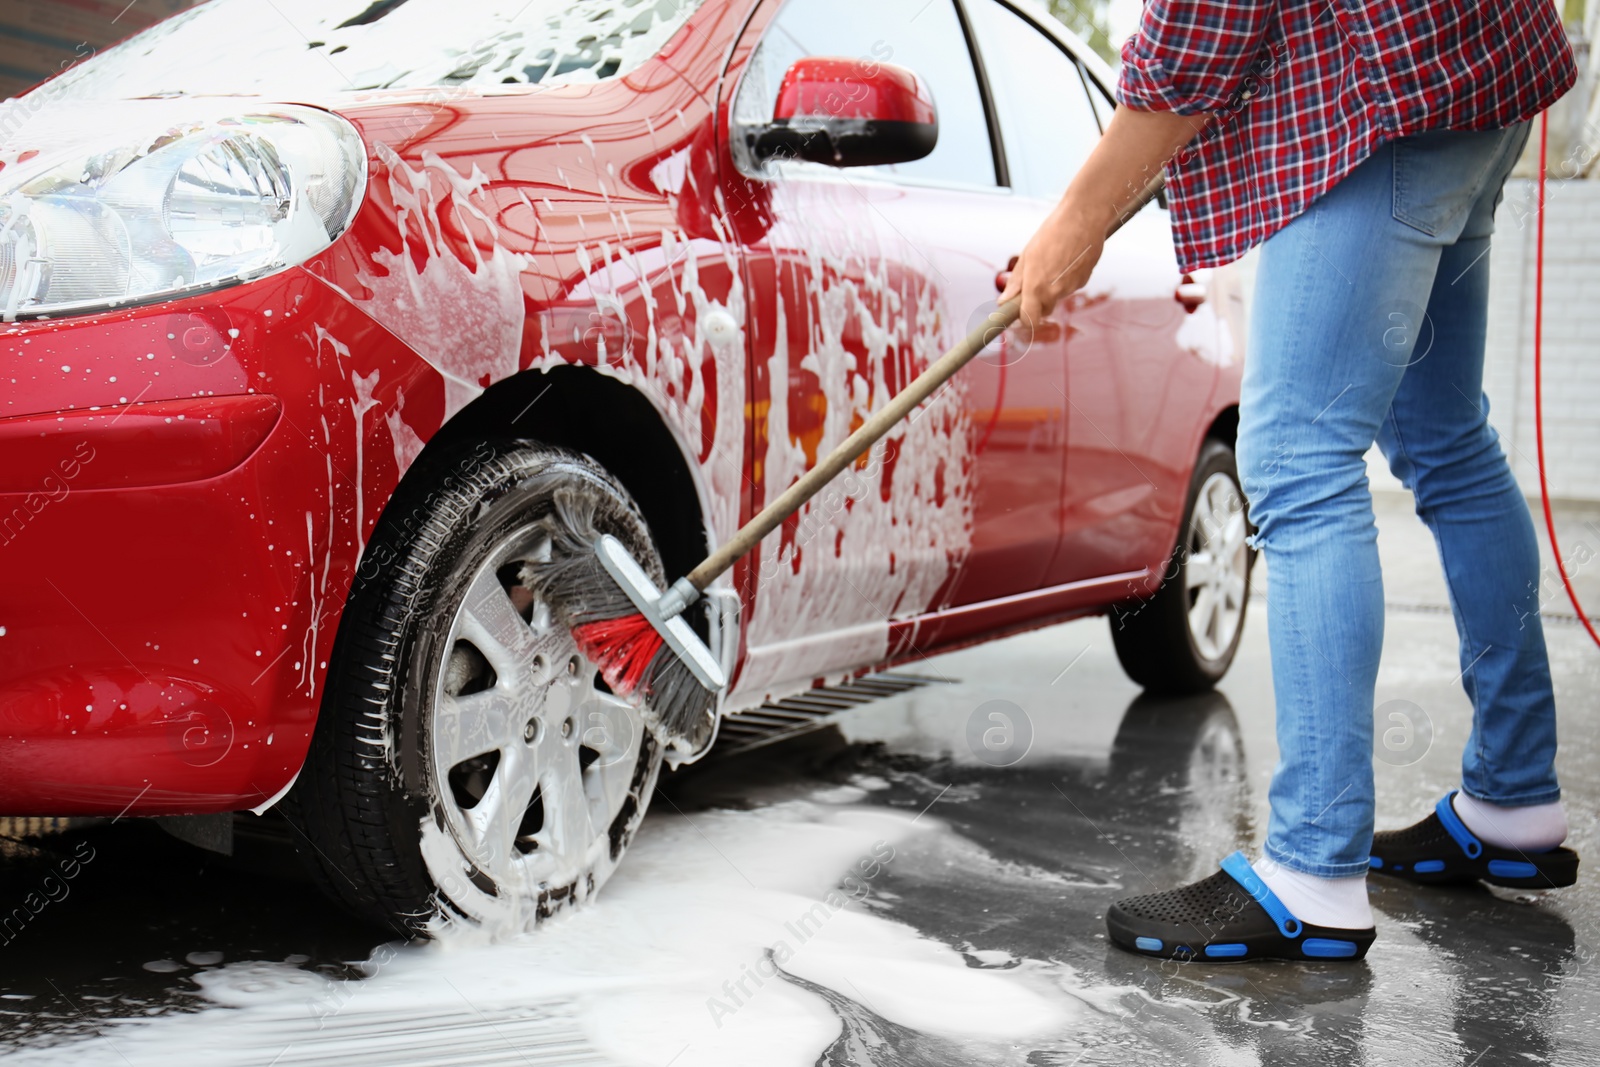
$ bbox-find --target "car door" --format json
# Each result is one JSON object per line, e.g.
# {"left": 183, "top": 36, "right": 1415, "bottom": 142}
{"left": 724, "top": 0, "right": 1068, "bottom": 698}
{"left": 965, "top": 0, "right": 1224, "bottom": 587}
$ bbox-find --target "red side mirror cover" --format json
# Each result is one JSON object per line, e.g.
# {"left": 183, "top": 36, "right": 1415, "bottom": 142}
{"left": 773, "top": 57, "right": 937, "bottom": 126}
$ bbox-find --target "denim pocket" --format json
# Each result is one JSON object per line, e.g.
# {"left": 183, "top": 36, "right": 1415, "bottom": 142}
{"left": 1392, "top": 127, "right": 1522, "bottom": 239}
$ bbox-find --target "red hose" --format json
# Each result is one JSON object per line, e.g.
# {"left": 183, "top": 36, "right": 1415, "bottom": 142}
{"left": 1532, "top": 109, "right": 1600, "bottom": 648}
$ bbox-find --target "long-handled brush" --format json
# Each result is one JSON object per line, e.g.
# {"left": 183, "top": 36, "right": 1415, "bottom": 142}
{"left": 552, "top": 177, "right": 1166, "bottom": 752}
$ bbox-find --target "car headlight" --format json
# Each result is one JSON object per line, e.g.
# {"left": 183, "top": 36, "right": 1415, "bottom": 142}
{"left": 0, "top": 106, "right": 365, "bottom": 321}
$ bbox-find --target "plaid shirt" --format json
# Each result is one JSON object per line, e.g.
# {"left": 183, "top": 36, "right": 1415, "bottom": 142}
{"left": 1117, "top": 0, "right": 1578, "bottom": 272}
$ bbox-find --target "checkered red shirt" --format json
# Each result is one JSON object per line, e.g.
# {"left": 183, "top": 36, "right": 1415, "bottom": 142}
{"left": 1117, "top": 0, "right": 1578, "bottom": 272}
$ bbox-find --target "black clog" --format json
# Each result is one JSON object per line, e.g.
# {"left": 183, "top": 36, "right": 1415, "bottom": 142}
{"left": 1107, "top": 852, "right": 1376, "bottom": 963}
{"left": 1370, "top": 793, "right": 1579, "bottom": 890}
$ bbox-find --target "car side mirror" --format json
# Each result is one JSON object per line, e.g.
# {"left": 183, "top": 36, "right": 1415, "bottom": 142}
{"left": 746, "top": 57, "right": 939, "bottom": 169}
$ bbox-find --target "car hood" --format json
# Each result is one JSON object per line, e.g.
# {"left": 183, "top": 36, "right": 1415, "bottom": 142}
{"left": 0, "top": 98, "right": 297, "bottom": 173}
{"left": 23, "top": 0, "right": 705, "bottom": 104}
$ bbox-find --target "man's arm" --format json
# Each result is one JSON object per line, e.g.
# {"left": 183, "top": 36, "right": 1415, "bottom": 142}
{"left": 999, "top": 106, "right": 1208, "bottom": 332}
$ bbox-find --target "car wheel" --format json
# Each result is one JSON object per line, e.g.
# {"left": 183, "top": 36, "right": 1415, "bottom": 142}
{"left": 1110, "top": 438, "right": 1253, "bottom": 696}
{"left": 286, "top": 441, "right": 665, "bottom": 935}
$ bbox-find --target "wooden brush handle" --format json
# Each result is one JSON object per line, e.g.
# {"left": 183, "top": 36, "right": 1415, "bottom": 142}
{"left": 682, "top": 175, "right": 1165, "bottom": 595}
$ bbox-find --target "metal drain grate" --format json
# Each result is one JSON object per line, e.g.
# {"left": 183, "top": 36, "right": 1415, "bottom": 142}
{"left": 0, "top": 1005, "right": 615, "bottom": 1067}
{"left": 712, "top": 672, "right": 948, "bottom": 757}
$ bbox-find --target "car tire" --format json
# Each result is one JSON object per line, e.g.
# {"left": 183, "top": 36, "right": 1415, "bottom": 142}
{"left": 285, "top": 441, "right": 665, "bottom": 936}
{"left": 1110, "top": 438, "right": 1253, "bottom": 696}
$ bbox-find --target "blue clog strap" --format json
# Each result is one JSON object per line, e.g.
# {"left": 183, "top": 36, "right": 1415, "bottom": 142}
{"left": 1435, "top": 792, "right": 1484, "bottom": 859}
{"left": 1219, "top": 851, "right": 1303, "bottom": 940}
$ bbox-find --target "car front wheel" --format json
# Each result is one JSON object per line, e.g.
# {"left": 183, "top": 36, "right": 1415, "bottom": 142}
{"left": 286, "top": 442, "right": 664, "bottom": 935}
{"left": 1110, "top": 438, "right": 1253, "bottom": 695}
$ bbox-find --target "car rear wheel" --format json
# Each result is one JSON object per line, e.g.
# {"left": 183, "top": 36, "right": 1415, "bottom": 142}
{"left": 1110, "top": 438, "right": 1253, "bottom": 696}
{"left": 285, "top": 442, "right": 664, "bottom": 935}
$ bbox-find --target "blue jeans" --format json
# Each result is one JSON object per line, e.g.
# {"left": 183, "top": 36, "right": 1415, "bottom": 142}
{"left": 1237, "top": 121, "right": 1562, "bottom": 879}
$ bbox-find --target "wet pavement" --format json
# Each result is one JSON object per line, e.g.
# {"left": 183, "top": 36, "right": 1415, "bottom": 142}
{"left": 2, "top": 490, "right": 1598, "bottom": 1067}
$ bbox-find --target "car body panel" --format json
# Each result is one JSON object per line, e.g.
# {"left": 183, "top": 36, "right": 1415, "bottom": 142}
{"left": 0, "top": 270, "right": 424, "bottom": 813}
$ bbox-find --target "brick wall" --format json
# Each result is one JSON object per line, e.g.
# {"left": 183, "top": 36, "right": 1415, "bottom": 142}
{"left": 0, "top": 0, "right": 199, "bottom": 100}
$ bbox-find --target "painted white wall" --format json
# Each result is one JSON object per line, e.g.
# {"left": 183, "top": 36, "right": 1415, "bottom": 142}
{"left": 1366, "top": 177, "right": 1600, "bottom": 502}
{"left": 1487, "top": 176, "right": 1600, "bottom": 502}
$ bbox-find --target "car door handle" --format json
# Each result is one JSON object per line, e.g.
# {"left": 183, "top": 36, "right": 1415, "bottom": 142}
{"left": 995, "top": 254, "right": 1020, "bottom": 294}
{"left": 1175, "top": 274, "right": 1207, "bottom": 313}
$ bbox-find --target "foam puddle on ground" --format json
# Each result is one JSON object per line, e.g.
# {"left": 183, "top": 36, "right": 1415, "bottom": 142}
{"left": 9, "top": 791, "right": 1104, "bottom": 1067}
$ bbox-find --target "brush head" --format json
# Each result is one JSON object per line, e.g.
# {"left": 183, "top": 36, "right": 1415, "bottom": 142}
{"left": 637, "top": 647, "right": 719, "bottom": 749}
{"left": 570, "top": 611, "right": 720, "bottom": 751}
{"left": 589, "top": 535, "right": 725, "bottom": 693}
{"left": 535, "top": 532, "right": 724, "bottom": 754}
{"left": 571, "top": 613, "right": 664, "bottom": 697}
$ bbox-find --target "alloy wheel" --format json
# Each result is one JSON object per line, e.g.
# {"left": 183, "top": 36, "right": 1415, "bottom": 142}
{"left": 1183, "top": 472, "right": 1250, "bottom": 663}
{"left": 424, "top": 523, "right": 644, "bottom": 922}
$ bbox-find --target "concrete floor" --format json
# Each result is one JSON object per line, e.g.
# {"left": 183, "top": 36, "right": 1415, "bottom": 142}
{"left": 1, "top": 490, "right": 1597, "bottom": 1066}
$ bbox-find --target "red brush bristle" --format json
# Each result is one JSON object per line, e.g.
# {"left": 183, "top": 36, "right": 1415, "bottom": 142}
{"left": 571, "top": 613, "right": 664, "bottom": 697}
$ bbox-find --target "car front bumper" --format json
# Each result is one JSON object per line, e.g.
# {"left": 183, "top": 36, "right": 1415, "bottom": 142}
{"left": 0, "top": 268, "right": 436, "bottom": 815}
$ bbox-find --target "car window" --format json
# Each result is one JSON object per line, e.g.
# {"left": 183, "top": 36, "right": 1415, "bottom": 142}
{"left": 965, "top": 0, "right": 1100, "bottom": 201}
{"left": 41, "top": 0, "right": 707, "bottom": 100}
{"left": 1083, "top": 68, "right": 1116, "bottom": 132}
{"left": 734, "top": 0, "right": 997, "bottom": 188}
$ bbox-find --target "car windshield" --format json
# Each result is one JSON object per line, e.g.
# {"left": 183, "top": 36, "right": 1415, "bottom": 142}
{"left": 39, "top": 0, "right": 705, "bottom": 102}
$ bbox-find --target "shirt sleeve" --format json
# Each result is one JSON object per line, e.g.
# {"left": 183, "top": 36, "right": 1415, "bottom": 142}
{"left": 1116, "top": 0, "right": 1276, "bottom": 114}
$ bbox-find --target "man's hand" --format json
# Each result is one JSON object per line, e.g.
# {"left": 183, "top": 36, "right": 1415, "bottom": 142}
{"left": 998, "top": 105, "right": 1211, "bottom": 338}
{"left": 1000, "top": 203, "right": 1107, "bottom": 334}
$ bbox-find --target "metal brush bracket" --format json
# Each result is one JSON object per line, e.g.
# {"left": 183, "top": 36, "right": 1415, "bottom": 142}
{"left": 666, "top": 582, "right": 741, "bottom": 766}
{"left": 591, "top": 535, "right": 730, "bottom": 766}
{"left": 592, "top": 536, "right": 725, "bottom": 691}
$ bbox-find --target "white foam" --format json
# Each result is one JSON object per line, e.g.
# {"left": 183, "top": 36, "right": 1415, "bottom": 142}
{"left": 353, "top": 145, "right": 531, "bottom": 422}
{"left": 189, "top": 961, "right": 339, "bottom": 1008}
{"left": 809, "top": 783, "right": 868, "bottom": 804}
{"left": 524, "top": 132, "right": 752, "bottom": 608}
{"left": 13, "top": 796, "right": 1082, "bottom": 1066}
{"left": 40, "top": 0, "right": 708, "bottom": 103}
{"left": 384, "top": 388, "right": 428, "bottom": 473}
{"left": 731, "top": 177, "right": 976, "bottom": 701}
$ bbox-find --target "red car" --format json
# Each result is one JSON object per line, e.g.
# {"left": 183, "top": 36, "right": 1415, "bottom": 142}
{"left": 0, "top": 0, "right": 1250, "bottom": 930}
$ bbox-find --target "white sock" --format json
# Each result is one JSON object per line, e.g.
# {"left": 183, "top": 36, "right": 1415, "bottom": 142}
{"left": 1252, "top": 858, "right": 1373, "bottom": 930}
{"left": 1452, "top": 792, "right": 1568, "bottom": 852}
